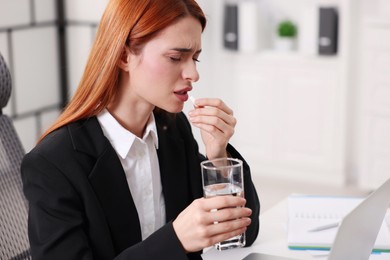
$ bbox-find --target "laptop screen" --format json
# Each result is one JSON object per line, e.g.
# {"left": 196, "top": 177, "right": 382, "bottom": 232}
{"left": 328, "top": 178, "right": 390, "bottom": 260}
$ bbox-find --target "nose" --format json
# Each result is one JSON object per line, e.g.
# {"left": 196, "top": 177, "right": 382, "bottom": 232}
{"left": 182, "top": 61, "right": 200, "bottom": 83}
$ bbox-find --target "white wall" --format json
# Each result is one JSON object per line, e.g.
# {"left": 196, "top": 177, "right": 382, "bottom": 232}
{"left": 0, "top": 0, "right": 107, "bottom": 152}
{"left": 0, "top": 0, "right": 60, "bottom": 151}
{"left": 196, "top": 0, "right": 390, "bottom": 188}
{"left": 193, "top": 0, "right": 349, "bottom": 186}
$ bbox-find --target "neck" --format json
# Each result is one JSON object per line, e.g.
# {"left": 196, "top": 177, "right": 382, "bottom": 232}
{"left": 109, "top": 71, "right": 156, "bottom": 138}
{"left": 107, "top": 102, "right": 154, "bottom": 138}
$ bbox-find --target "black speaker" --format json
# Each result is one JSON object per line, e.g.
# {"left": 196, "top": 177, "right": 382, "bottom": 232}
{"left": 318, "top": 7, "right": 338, "bottom": 55}
{"left": 223, "top": 4, "right": 238, "bottom": 50}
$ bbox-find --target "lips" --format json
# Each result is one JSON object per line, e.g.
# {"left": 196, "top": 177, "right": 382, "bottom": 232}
{"left": 174, "top": 86, "right": 192, "bottom": 102}
{"left": 174, "top": 86, "right": 192, "bottom": 95}
{"left": 174, "top": 90, "right": 188, "bottom": 95}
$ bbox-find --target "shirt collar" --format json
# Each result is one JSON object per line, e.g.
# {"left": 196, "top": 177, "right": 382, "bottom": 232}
{"left": 144, "top": 113, "right": 159, "bottom": 150}
{"left": 97, "top": 109, "right": 159, "bottom": 159}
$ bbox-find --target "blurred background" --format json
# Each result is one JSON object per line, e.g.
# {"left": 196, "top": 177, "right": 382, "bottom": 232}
{"left": 0, "top": 0, "right": 389, "bottom": 198}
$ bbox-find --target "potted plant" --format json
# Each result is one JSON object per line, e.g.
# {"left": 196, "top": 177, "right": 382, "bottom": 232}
{"left": 275, "top": 20, "right": 297, "bottom": 51}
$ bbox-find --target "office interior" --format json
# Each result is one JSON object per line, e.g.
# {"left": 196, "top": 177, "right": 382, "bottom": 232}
{"left": 0, "top": 0, "right": 389, "bottom": 211}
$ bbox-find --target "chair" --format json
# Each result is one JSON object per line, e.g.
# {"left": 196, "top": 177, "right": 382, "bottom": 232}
{"left": 0, "top": 53, "right": 31, "bottom": 259}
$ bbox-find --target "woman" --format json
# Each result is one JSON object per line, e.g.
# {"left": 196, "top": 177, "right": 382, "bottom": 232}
{"left": 21, "top": 0, "right": 260, "bottom": 259}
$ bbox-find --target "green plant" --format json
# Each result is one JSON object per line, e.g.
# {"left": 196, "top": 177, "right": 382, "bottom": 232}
{"left": 277, "top": 20, "right": 297, "bottom": 38}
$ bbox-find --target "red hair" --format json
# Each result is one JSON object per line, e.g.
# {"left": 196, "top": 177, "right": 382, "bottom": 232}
{"left": 39, "top": 0, "right": 206, "bottom": 142}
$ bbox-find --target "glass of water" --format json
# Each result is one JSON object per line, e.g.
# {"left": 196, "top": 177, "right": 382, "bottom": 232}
{"left": 201, "top": 157, "right": 245, "bottom": 251}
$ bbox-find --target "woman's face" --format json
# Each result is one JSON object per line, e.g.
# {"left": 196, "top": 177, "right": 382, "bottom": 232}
{"left": 123, "top": 16, "right": 202, "bottom": 113}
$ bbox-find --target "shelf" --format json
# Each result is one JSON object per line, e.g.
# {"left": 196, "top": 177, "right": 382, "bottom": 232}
{"left": 210, "top": 49, "right": 340, "bottom": 67}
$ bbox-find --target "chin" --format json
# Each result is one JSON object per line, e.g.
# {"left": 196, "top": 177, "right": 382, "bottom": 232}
{"left": 157, "top": 104, "right": 184, "bottom": 114}
{"left": 168, "top": 108, "right": 184, "bottom": 114}
{"left": 167, "top": 103, "right": 184, "bottom": 113}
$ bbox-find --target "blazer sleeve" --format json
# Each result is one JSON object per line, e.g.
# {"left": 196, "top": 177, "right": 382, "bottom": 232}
{"left": 22, "top": 151, "right": 194, "bottom": 260}
{"left": 21, "top": 151, "right": 95, "bottom": 260}
{"left": 115, "top": 222, "right": 201, "bottom": 260}
{"left": 226, "top": 144, "right": 260, "bottom": 246}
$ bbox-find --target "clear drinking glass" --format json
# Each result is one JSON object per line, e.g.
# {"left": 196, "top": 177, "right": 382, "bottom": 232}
{"left": 201, "top": 157, "right": 245, "bottom": 251}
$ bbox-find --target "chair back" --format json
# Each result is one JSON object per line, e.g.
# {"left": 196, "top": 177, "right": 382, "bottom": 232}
{"left": 0, "top": 53, "right": 31, "bottom": 259}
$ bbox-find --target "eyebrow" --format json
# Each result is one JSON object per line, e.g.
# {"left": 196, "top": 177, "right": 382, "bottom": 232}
{"left": 171, "top": 48, "right": 202, "bottom": 54}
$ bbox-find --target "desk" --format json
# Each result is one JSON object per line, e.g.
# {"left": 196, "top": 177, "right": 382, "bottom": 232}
{"left": 201, "top": 198, "right": 390, "bottom": 260}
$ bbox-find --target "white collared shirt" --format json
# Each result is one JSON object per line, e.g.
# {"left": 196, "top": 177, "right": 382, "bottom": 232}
{"left": 97, "top": 109, "right": 166, "bottom": 240}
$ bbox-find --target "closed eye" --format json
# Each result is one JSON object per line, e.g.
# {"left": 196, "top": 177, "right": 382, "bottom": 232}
{"left": 168, "top": 47, "right": 202, "bottom": 63}
{"left": 170, "top": 56, "right": 181, "bottom": 62}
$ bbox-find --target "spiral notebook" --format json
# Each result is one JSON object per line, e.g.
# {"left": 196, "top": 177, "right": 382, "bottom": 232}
{"left": 287, "top": 194, "right": 390, "bottom": 252}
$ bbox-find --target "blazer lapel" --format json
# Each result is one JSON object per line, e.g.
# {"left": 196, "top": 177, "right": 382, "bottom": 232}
{"left": 69, "top": 117, "right": 142, "bottom": 253}
{"left": 156, "top": 115, "right": 191, "bottom": 221}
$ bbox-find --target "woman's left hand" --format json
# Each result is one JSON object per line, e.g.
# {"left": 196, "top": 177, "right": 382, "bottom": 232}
{"left": 188, "top": 98, "right": 236, "bottom": 159}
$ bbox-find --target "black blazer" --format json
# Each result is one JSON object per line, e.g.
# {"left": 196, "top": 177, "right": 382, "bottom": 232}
{"left": 21, "top": 112, "right": 260, "bottom": 260}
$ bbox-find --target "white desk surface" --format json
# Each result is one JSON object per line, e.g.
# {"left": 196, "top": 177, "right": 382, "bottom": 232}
{"left": 201, "top": 198, "right": 390, "bottom": 260}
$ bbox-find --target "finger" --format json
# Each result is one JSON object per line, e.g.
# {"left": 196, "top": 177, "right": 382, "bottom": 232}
{"left": 208, "top": 207, "right": 252, "bottom": 224}
{"left": 201, "top": 196, "right": 246, "bottom": 211}
{"left": 191, "top": 120, "right": 234, "bottom": 141}
{"left": 194, "top": 98, "right": 234, "bottom": 116}
{"left": 189, "top": 112, "right": 235, "bottom": 136}
{"left": 207, "top": 219, "right": 250, "bottom": 241}
{"left": 190, "top": 107, "right": 236, "bottom": 127}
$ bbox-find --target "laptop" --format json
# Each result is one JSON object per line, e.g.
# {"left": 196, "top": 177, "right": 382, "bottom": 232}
{"left": 242, "top": 177, "right": 390, "bottom": 260}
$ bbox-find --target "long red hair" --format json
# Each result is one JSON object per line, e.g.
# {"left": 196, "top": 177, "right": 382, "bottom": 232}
{"left": 39, "top": 0, "right": 206, "bottom": 142}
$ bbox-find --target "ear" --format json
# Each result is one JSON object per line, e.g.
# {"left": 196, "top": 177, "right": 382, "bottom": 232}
{"left": 118, "top": 47, "right": 130, "bottom": 71}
